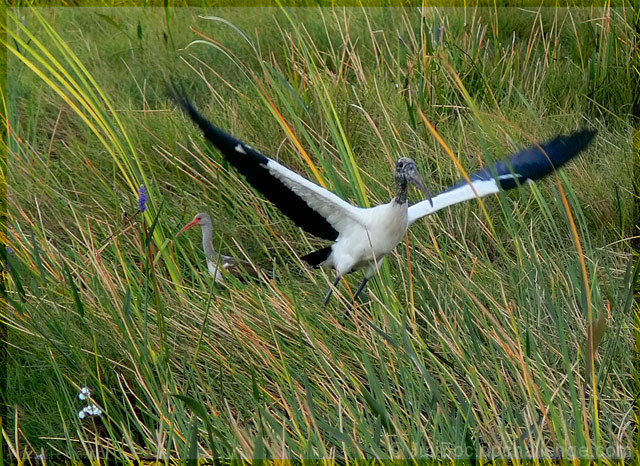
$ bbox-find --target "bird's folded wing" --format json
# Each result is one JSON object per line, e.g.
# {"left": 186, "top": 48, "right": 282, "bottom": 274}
{"left": 172, "top": 92, "right": 363, "bottom": 240}
{"left": 408, "top": 128, "right": 596, "bottom": 226}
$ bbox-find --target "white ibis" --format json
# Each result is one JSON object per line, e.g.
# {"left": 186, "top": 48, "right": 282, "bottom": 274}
{"left": 172, "top": 91, "right": 595, "bottom": 317}
{"left": 177, "top": 212, "right": 266, "bottom": 283}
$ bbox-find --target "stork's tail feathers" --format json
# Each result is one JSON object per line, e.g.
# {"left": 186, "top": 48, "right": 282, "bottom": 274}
{"left": 301, "top": 247, "right": 332, "bottom": 267}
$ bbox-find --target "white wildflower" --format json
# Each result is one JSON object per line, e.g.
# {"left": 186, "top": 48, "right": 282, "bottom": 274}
{"left": 78, "top": 403, "right": 102, "bottom": 419}
{"left": 78, "top": 386, "right": 91, "bottom": 400}
{"left": 85, "top": 403, "right": 102, "bottom": 416}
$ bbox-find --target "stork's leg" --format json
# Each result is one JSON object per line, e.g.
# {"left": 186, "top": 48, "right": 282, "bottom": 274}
{"left": 322, "top": 275, "right": 342, "bottom": 305}
{"left": 342, "top": 276, "right": 371, "bottom": 320}
{"left": 342, "top": 258, "right": 384, "bottom": 321}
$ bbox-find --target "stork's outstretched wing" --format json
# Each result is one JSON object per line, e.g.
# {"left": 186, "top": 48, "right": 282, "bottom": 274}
{"left": 172, "top": 92, "right": 364, "bottom": 241}
{"left": 408, "top": 129, "right": 596, "bottom": 225}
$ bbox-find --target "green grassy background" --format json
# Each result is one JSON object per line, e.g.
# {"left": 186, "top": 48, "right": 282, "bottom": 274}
{"left": 3, "top": 6, "right": 636, "bottom": 460}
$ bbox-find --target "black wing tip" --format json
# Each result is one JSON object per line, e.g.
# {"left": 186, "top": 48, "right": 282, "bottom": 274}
{"left": 572, "top": 127, "right": 597, "bottom": 140}
{"left": 167, "top": 80, "right": 252, "bottom": 161}
{"left": 512, "top": 127, "right": 597, "bottom": 183}
{"left": 539, "top": 126, "right": 597, "bottom": 168}
{"left": 167, "top": 80, "right": 199, "bottom": 119}
{"left": 555, "top": 127, "right": 597, "bottom": 152}
{"left": 580, "top": 127, "right": 597, "bottom": 140}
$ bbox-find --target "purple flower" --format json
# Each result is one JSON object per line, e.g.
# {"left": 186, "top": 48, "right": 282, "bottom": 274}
{"left": 5, "top": 246, "right": 12, "bottom": 272}
{"left": 137, "top": 185, "right": 148, "bottom": 212}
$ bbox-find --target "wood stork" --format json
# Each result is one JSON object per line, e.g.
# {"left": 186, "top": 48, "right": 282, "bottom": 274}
{"left": 177, "top": 212, "right": 267, "bottom": 283}
{"left": 171, "top": 91, "right": 595, "bottom": 317}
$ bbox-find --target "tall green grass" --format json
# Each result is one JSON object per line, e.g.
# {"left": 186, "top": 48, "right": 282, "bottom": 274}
{"left": 3, "top": 6, "right": 635, "bottom": 460}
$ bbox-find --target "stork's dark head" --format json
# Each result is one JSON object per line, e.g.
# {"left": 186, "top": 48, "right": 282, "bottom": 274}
{"left": 394, "top": 157, "right": 432, "bottom": 205}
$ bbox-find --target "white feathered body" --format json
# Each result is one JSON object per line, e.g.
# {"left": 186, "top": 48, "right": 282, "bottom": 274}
{"left": 325, "top": 201, "right": 408, "bottom": 275}
{"left": 267, "top": 160, "right": 411, "bottom": 275}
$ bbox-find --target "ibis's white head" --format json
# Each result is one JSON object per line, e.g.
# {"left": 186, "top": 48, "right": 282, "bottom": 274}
{"left": 177, "top": 212, "right": 218, "bottom": 262}
{"left": 394, "top": 157, "right": 432, "bottom": 205}
{"left": 177, "top": 212, "right": 213, "bottom": 237}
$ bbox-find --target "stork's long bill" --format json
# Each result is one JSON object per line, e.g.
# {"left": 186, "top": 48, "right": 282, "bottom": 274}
{"left": 394, "top": 157, "right": 432, "bottom": 205}
{"left": 171, "top": 88, "right": 596, "bottom": 314}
